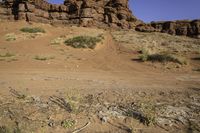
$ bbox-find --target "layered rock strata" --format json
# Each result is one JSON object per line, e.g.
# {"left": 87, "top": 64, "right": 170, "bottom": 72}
{"left": 136, "top": 20, "right": 200, "bottom": 38}
{"left": 0, "top": 0, "right": 141, "bottom": 28}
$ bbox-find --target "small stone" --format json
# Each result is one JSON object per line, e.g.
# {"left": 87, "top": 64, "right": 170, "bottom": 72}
{"left": 101, "top": 116, "right": 108, "bottom": 123}
{"left": 48, "top": 121, "right": 54, "bottom": 127}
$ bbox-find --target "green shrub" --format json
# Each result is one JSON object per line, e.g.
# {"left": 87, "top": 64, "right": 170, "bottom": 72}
{"left": 139, "top": 48, "right": 149, "bottom": 61}
{"left": 148, "top": 54, "right": 187, "bottom": 65}
{"left": 20, "top": 27, "right": 45, "bottom": 33}
{"left": 61, "top": 119, "right": 76, "bottom": 128}
{"left": 139, "top": 52, "right": 187, "bottom": 65}
{"left": 64, "top": 36, "right": 101, "bottom": 49}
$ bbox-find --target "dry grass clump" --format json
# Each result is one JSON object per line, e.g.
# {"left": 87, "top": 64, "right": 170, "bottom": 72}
{"left": 64, "top": 36, "right": 101, "bottom": 49}
{"left": 0, "top": 52, "right": 15, "bottom": 58}
{"left": 5, "top": 33, "right": 16, "bottom": 41}
{"left": 20, "top": 27, "right": 45, "bottom": 33}
{"left": 0, "top": 52, "right": 17, "bottom": 62}
{"left": 61, "top": 119, "right": 76, "bottom": 129}
{"left": 139, "top": 48, "right": 187, "bottom": 65}
{"left": 34, "top": 55, "right": 54, "bottom": 61}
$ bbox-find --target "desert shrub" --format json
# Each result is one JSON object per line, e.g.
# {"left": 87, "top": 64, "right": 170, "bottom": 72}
{"left": 149, "top": 54, "right": 187, "bottom": 65}
{"left": 138, "top": 48, "right": 149, "bottom": 61}
{"left": 5, "top": 33, "right": 16, "bottom": 41}
{"left": 34, "top": 55, "right": 54, "bottom": 61}
{"left": 20, "top": 27, "right": 45, "bottom": 33}
{"left": 61, "top": 119, "right": 76, "bottom": 128}
{"left": 0, "top": 52, "right": 15, "bottom": 57}
{"left": 139, "top": 51, "right": 187, "bottom": 65}
{"left": 64, "top": 36, "right": 101, "bottom": 49}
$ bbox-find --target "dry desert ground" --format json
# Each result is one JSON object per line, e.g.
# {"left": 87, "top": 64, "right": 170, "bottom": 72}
{"left": 0, "top": 21, "right": 200, "bottom": 133}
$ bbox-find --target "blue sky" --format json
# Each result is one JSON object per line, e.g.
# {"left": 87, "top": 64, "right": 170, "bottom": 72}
{"left": 48, "top": 0, "right": 200, "bottom": 22}
{"left": 129, "top": 0, "right": 200, "bottom": 22}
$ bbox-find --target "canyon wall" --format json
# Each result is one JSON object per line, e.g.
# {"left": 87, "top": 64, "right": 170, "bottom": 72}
{"left": 0, "top": 0, "right": 142, "bottom": 29}
{"left": 0, "top": 0, "right": 199, "bottom": 38}
{"left": 136, "top": 20, "right": 200, "bottom": 38}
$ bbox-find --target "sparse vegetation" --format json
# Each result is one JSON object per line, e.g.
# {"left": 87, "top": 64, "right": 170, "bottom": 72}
{"left": 61, "top": 119, "right": 76, "bottom": 128}
{"left": 193, "top": 68, "right": 200, "bottom": 72}
{"left": 64, "top": 36, "right": 101, "bottom": 49}
{"left": 65, "top": 94, "right": 82, "bottom": 114}
{"left": 0, "top": 52, "right": 17, "bottom": 62}
{"left": 5, "top": 33, "right": 16, "bottom": 41}
{"left": 125, "top": 102, "right": 156, "bottom": 126}
{"left": 138, "top": 103, "right": 156, "bottom": 126}
{"left": 149, "top": 54, "right": 187, "bottom": 65}
{"left": 0, "top": 52, "right": 15, "bottom": 57}
{"left": 34, "top": 55, "right": 54, "bottom": 61}
{"left": 138, "top": 48, "right": 149, "bottom": 61}
{"left": 139, "top": 49, "right": 187, "bottom": 65}
{"left": 20, "top": 27, "right": 45, "bottom": 33}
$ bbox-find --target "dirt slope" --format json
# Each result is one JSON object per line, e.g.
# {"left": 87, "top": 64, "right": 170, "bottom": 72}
{"left": 0, "top": 20, "right": 200, "bottom": 133}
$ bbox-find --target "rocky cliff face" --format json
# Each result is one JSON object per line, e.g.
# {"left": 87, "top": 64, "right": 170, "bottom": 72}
{"left": 1, "top": 0, "right": 199, "bottom": 38}
{"left": 0, "top": 0, "right": 142, "bottom": 29}
{"left": 136, "top": 20, "right": 200, "bottom": 38}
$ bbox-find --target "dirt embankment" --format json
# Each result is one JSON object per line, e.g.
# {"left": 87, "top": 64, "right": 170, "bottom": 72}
{"left": 0, "top": 21, "right": 200, "bottom": 132}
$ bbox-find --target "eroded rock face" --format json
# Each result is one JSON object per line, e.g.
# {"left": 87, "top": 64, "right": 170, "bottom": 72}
{"left": 136, "top": 20, "right": 200, "bottom": 38}
{"left": 0, "top": 0, "right": 142, "bottom": 29}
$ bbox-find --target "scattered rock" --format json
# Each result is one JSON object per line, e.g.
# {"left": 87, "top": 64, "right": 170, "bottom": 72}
{"left": 48, "top": 121, "right": 55, "bottom": 127}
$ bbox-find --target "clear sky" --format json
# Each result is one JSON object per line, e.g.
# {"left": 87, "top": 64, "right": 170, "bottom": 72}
{"left": 129, "top": 0, "right": 200, "bottom": 22}
{"left": 48, "top": 0, "right": 200, "bottom": 23}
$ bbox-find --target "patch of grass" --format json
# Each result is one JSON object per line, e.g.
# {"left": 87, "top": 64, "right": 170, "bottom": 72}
{"left": 138, "top": 48, "right": 149, "bottom": 61}
{"left": 0, "top": 126, "right": 21, "bottom": 133}
{"left": 193, "top": 68, "right": 200, "bottom": 72}
{"left": 7, "top": 58, "right": 18, "bottom": 62}
{"left": 5, "top": 33, "right": 16, "bottom": 41}
{"left": 34, "top": 55, "right": 54, "bottom": 61}
{"left": 138, "top": 103, "right": 157, "bottom": 126}
{"left": 125, "top": 102, "right": 156, "bottom": 126}
{"left": 0, "top": 52, "right": 15, "bottom": 58}
{"left": 0, "top": 126, "right": 11, "bottom": 133}
{"left": 61, "top": 119, "right": 76, "bottom": 128}
{"left": 64, "top": 36, "right": 101, "bottom": 49}
{"left": 97, "top": 34, "right": 104, "bottom": 40}
{"left": 65, "top": 93, "right": 83, "bottom": 114}
{"left": 139, "top": 50, "right": 187, "bottom": 65}
{"left": 148, "top": 54, "right": 187, "bottom": 65}
{"left": 20, "top": 27, "right": 45, "bottom": 33}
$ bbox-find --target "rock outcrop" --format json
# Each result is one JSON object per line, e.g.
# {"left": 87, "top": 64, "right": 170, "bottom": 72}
{"left": 0, "top": 0, "right": 142, "bottom": 29}
{"left": 136, "top": 20, "right": 200, "bottom": 38}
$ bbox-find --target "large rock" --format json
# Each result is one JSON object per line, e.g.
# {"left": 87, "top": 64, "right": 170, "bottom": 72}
{"left": 0, "top": 0, "right": 142, "bottom": 29}
{"left": 136, "top": 20, "right": 200, "bottom": 38}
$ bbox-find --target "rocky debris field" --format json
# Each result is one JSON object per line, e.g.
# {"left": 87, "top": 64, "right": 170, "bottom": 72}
{"left": 0, "top": 87, "right": 199, "bottom": 133}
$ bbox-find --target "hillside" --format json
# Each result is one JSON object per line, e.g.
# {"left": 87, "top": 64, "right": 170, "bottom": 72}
{"left": 0, "top": 20, "right": 199, "bottom": 132}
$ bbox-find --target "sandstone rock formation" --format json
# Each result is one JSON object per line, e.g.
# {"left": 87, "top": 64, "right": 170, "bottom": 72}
{"left": 0, "top": 0, "right": 142, "bottom": 29}
{"left": 136, "top": 20, "right": 200, "bottom": 38}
